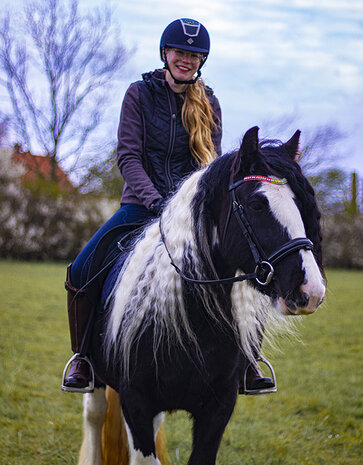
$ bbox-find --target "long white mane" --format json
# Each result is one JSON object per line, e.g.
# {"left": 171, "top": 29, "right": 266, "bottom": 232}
{"left": 104, "top": 168, "right": 297, "bottom": 377}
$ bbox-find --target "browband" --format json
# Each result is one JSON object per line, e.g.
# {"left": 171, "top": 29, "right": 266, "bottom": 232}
{"left": 243, "top": 175, "right": 287, "bottom": 184}
{"left": 229, "top": 175, "right": 287, "bottom": 191}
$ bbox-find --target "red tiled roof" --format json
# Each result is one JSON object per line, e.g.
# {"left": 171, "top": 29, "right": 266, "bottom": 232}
{"left": 12, "top": 149, "right": 74, "bottom": 192}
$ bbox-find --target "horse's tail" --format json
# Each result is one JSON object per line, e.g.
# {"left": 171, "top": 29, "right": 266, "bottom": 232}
{"left": 101, "top": 386, "right": 168, "bottom": 465}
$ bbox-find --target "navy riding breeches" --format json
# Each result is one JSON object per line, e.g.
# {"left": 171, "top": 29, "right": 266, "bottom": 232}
{"left": 70, "top": 204, "right": 155, "bottom": 288}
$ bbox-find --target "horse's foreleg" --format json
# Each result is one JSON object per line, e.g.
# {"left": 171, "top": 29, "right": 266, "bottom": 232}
{"left": 123, "top": 410, "right": 165, "bottom": 465}
{"left": 78, "top": 387, "right": 108, "bottom": 465}
{"left": 188, "top": 394, "right": 237, "bottom": 465}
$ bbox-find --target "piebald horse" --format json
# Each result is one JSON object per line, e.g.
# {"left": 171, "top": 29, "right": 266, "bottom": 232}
{"left": 77, "top": 127, "right": 325, "bottom": 465}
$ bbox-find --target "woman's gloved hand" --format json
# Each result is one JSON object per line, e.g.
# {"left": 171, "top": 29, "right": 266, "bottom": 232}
{"left": 149, "top": 198, "right": 164, "bottom": 216}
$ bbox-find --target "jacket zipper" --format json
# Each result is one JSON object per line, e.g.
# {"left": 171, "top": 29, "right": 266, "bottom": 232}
{"left": 165, "top": 88, "right": 177, "bottom": 191}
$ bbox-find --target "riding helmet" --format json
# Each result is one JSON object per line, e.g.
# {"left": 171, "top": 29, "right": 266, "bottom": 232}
{"left": 160, "top": 18, "right": 210, "bottom": 67}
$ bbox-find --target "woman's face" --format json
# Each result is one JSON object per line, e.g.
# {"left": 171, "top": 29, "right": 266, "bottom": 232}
{"left": 165, "top": 48, "right": 202, "bottom": 82}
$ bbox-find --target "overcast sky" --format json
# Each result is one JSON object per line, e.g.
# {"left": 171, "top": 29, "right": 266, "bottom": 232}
{"left": 99, "top": 0, "right": 363, "bottom": 177}
{"left": 5, "top": 0, "right": 363, "bottom": 178}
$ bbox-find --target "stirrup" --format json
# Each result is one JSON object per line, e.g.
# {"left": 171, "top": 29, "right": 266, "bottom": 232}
{"left": 242, "top": 355, "right": 277, "bottom": 396}
{"left": 61, "top": 353, "right": 95, "bottom": 394}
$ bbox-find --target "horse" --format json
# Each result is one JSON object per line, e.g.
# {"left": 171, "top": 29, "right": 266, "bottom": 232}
{"left": 77, "top": 126, "right": 326, "bottom": 465}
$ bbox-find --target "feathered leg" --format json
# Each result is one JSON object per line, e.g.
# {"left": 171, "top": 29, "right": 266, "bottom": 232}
{"left": 78, "top": 387, "right": 108, "bottom": 465}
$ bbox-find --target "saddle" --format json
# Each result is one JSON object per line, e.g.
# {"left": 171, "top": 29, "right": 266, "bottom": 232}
{"left": 84, "top": 221, "right": 148, "bottom": 305}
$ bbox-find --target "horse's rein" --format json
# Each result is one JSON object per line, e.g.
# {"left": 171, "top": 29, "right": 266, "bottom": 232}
{"left": 159, "top": 175, "right": 313, "bottom": 287}
{"left": 159, "top": 218, "right": 257, "bottom": 285}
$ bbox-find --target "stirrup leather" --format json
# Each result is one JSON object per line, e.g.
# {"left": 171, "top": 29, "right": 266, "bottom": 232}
{"left": 242, "top": 355, "right": 277, "bottom": 396}
{"left": 61, "top": 353, "right": 95, "bottom": 394}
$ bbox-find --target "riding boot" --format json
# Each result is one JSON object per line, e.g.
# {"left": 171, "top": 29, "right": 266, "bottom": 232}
{"left": 62, "top": 264, "right": 94, "bottom": 393}
{"left": 241, "top": 362, "right": 275, "bottom": 393}
{"left": 239, "top": 324, "right": 277, "bottom": 395}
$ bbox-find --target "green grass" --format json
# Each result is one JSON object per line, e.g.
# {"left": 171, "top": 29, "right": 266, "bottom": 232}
{"left": 0, "top": 262, "right": 362, "bottom": 464}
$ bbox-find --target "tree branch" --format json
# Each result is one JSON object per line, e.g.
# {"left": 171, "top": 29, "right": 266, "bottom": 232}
{"left": 0, "top": 0, "right": 129, "bottom": 180}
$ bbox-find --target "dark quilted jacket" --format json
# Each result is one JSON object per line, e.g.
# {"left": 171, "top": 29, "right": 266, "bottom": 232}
{"left": 117, "top": 69, "right": 222, "bottom": 208}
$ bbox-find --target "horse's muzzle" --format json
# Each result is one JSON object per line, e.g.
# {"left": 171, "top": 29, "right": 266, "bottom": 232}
{"left": 279, "top": 290, "right": 325, "bottom": 315}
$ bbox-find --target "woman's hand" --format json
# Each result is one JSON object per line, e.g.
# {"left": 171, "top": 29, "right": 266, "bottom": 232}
{"left": 149, "top": 198, "right": 164, "bottom": 216}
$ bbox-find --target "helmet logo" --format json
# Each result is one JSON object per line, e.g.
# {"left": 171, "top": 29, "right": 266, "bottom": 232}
{"left": 187, "top": 38, "right": 194, "bottom": 44}
{"left": 180, "top": 18, "right": 201, "bottom": 37}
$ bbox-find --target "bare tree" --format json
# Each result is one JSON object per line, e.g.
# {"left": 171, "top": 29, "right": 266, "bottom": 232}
{"left": 261, "top": 113, "right": 345, "bottom": 175}
{"left": 298, "top": 124, "right": 345, "bottom": 175}
{"left": 0, "top": 0, "right": 129, "bottom": 181}
{"left": 0, "top": 112, "right": 9, "bottom": 145}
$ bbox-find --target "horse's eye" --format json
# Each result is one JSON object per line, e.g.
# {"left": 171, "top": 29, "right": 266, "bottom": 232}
{"left": 248, "top": 200, "right": 264, "bottom": 212}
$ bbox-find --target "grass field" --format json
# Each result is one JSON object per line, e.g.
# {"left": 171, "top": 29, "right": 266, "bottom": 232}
{"left": 0, "top": 261, "right": 362, "bottom": 464}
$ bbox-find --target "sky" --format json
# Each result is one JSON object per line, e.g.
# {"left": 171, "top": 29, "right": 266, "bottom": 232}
{"left": 4, "top": 0, "right": 363, "bottom": 178}
{"left": 105, "top": 0, "right": 363, "bottom": 177}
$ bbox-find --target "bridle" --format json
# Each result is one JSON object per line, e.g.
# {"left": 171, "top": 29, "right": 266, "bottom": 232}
{"left": 160, "top": 175, "right": 314, "bottom": 286}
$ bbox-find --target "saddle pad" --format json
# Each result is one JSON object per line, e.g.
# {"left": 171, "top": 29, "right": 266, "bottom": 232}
{"left": 86, "top": 222, "right": 148, "bottom": 304}
{"left": 101, "top": 250, "right": 130, "bottom": 304}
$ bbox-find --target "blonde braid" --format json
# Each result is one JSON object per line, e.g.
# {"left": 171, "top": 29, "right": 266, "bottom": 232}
{"left": 182, "top": 79, "right": 218, "bottom": 167}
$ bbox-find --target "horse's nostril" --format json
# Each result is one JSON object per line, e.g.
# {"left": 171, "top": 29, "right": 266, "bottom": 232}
{"left": 284, "top": 298, "right": 296, "bottom": 313}
{"left": 300, "top": 292, "right": 309, "bottom": 308}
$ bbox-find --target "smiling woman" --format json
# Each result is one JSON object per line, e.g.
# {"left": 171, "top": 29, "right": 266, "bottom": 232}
{"left": 62, "top": 17, "right": 224, "bottom": 394}
{"left": 159, "top": 18, "right": 210, "bottom": 86}
{"left": 163, "top": 48, "right": 203, "bottom": 88}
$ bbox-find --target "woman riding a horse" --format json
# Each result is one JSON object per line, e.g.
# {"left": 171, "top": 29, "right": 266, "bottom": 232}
{"left": 62, "top": 18, "right": 274, "bottom": 395}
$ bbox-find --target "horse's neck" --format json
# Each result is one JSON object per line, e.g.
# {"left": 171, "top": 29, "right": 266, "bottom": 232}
{"left": 184, "top": 287, "right": 234, "bottom": 334}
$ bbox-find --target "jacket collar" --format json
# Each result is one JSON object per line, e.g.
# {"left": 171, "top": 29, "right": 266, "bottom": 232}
{"left": 141, "top": 69, "right": 168, "bottom": 92}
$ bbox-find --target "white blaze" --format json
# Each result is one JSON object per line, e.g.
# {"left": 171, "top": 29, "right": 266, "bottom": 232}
{"left": 259, "top": 182, "right": 325, "bottom": 313}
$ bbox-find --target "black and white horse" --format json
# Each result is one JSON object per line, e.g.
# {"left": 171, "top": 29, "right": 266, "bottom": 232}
{"left": 79, "top": 127, "right": 325, "bottom": 465}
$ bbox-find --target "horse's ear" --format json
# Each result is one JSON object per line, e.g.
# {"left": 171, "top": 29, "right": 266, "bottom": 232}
{"left": 241, "top": 126, "right": 259, "bottom": 154}
{"left": 284, "top": 130, "right": 301, "bottom": 161}
{"left": 233, "top": 126, "right": 260, "bottom": 174}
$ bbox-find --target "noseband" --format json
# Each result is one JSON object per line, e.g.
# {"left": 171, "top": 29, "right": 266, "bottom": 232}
{"left": 160, "top": 175, "right": 313, "bottom": 286}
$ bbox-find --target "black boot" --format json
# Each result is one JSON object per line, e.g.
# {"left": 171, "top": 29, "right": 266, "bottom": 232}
{"left": 239, "top": 320, "right": 277, "bottom": 395}
{"left": 62, "top": 264, "right": 94, "bottom": 393}
{"left": 239, "top": 357, "right": 277, "bottom": 395}
{"left": 63, "top": 358, "right": 91, "bottom": 389}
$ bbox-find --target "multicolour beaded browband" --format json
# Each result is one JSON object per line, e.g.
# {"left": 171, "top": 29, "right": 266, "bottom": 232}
{"left": 243, "top": 175, "right": 288, "bottom": 185}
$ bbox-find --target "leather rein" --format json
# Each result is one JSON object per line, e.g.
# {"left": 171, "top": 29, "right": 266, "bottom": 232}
{"left": 159, "top": 175, "right": 313, "bottom": 286}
